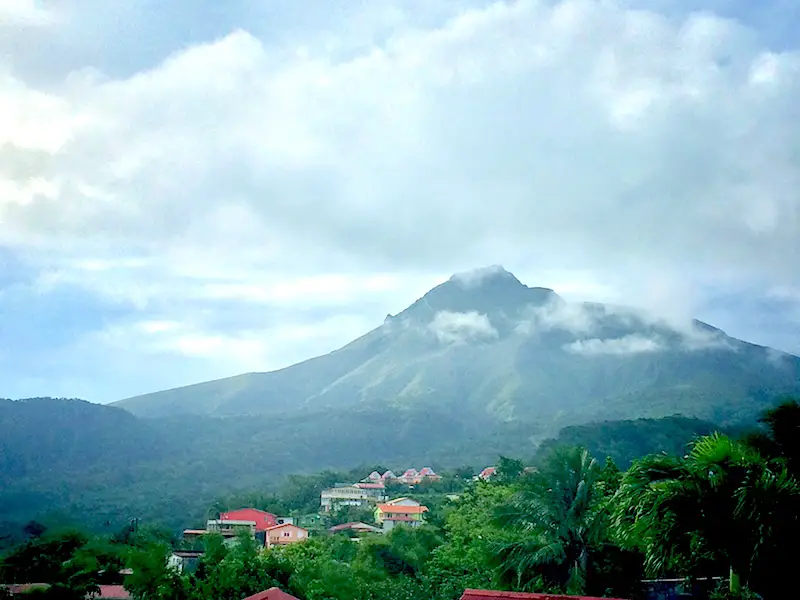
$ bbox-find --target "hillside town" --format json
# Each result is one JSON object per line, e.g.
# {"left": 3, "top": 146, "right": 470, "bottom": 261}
{"left": 171, "top": 466, "right": 496, "bottom": 572}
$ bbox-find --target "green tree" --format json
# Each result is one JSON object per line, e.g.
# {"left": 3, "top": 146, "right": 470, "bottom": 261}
{"left": 495, "top": 457, "right": 525, "bottom": 483}
{"left": 496, "top": 447, "right": 610, "bottom": 594}
{"left": 124, "top": 540, "right": 186, "bottom": 600}
{"left": 744, "top": 399, "right": 800, "bottom": 477}
{"left": 614, "top": 433, "right": 800, "bottom": 598}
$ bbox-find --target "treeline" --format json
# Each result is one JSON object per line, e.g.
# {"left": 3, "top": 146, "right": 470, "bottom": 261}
{"left": 2, "top": 401, "right": 799, "bottom": 600}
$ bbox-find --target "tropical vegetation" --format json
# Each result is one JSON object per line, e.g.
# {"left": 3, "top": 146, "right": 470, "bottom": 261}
{"left": 1, "top": 400, "right": 798, "bottom": 600}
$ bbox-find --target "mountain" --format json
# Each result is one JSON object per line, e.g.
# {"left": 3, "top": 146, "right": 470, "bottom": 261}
{"left": 115, "top": 266, "right": 800, "bottom": 429}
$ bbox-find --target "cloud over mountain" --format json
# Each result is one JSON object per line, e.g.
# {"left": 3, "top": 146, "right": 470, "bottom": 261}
{"left": 0, "top": 0, "right": 799, "bottom": 400}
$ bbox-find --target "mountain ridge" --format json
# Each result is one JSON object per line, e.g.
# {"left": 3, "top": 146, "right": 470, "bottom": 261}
{"left": 113, "top": 267, "right": 800, "bottom": 428}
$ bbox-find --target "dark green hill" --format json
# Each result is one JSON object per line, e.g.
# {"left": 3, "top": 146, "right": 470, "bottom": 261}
{"left": 534, "top": 415, "right": 735, "bottom": 468}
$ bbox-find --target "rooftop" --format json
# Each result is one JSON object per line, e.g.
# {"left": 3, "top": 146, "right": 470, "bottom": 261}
{"left": 377, "top": 504, "right": 428, "bottom": 514}
{"left": 242, "top": 587, "right": 301, "bottom": 600}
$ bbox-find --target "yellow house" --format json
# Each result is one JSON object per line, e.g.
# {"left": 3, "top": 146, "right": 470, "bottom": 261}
{"left": 374, "top": 498, "right": 428, "bottom": 529}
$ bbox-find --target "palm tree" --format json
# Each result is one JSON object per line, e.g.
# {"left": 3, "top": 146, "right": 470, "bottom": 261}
{"left": 495, "top": 447, "right": 608, "bottom": 594}
{"left": 613, "top": 433, "right": 800, "bottom": 597}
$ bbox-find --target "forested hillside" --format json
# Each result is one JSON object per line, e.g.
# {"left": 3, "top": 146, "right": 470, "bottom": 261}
{"left": 0, "top": 396, "right": 734, "bottom": 547}
{"left": 2, "top": 401, "right": 798, "bottom": 600}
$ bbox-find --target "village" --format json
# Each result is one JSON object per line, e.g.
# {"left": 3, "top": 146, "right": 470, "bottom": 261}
{"left": 171, "top": 467, "right": 497, "bottom": 572}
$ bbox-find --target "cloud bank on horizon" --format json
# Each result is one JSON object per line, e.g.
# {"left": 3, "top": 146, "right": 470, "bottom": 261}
{"left": 1, "top": 0, "right": 799, "bottom": 402}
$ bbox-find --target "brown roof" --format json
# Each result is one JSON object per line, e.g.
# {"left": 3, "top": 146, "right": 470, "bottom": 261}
{"left": 243, "top": 587, "right": 301, "bottom": 600}
{"left": 460, "top": 590, "right": 628, "bottom": 600}
{"left": 377, "top": 504, "right": 428, "bottom": 514}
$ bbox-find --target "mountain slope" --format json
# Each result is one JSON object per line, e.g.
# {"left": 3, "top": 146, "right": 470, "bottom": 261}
{"left": 114, "top": 266, "right": 800, "bottom": 428}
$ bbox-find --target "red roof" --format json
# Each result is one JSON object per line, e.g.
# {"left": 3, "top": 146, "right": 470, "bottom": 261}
{"left": 460, "top": 590, "right": 628, "bottom": 600}
{"left": 96, "top": 585, "right": 131, "bottom": 599}
{"left": 220, "top": 508, "right": 277, "bottom": 532}
{"left": 243, "top": 588, "right": 301, "bottom": 600}
{"left": 356, "top": 482, "right": 385, "bottom": 489}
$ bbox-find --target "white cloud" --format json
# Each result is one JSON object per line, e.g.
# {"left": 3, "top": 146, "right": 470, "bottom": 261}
{"left": 564, "top": 334, "right": 665, "bottom": 356}
{"left": 450, "top": 265, "right": 511, "bottom": 287}
{"left": 0, "top": 0, "right": 55, "bottom": 27}
{"left": 1, "top": 0, "right": 799, "bottom": 397}
{"left": 517, "top": 299, "right": 598, "bottom": 335}
{"left": 429, "top": 310, "right": 498, "bottom": 344}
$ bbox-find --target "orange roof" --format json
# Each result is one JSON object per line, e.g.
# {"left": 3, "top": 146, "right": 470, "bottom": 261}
{"left": 377, "top": 504, "right": 428, "bottom": 514}
{"left": 243, "top": 588, "right": 301, "bottom": 600}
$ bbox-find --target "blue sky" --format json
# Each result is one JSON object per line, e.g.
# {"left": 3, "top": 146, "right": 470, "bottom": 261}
{"left": 1, "top": 0, "right": 799, "bottom": 403}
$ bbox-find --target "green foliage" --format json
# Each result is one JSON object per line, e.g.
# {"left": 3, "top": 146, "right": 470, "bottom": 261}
{"left": 535, "top": 415, "right": 731, "bottom": 469}
{"left": 743, "top": 398, "right": 800, "bottom": 477}
{"left": 0, "top": 530, "right": 132, "bottom": 600}
{"left": 614, "top": 432, "right": 800, "bottom": 599}
{"left": 496, "top": 447, "right": 625, "bottom": 595}
{"left": 5, "top": 400, "right": 800, "bottom": 600}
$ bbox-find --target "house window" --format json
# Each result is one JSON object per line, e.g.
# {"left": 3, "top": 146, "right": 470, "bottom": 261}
{"left": 283, "top": 532, "right": 291, "bottom": 537}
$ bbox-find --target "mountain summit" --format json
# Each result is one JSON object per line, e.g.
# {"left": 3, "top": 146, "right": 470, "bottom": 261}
{"left": 393, "top": 265, "right": 558, "bottom": 322}
{"left": 114, "top": 269, "right": 800, "bottom": 429}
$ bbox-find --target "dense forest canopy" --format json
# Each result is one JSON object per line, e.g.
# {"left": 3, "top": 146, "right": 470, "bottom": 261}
{"left": 2, "top": 400, "right": 798, "bottom": 600}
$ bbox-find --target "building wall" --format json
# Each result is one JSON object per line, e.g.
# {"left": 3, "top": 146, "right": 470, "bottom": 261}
{"left": 266, "top": 525, "right": 308, "bottom": 547}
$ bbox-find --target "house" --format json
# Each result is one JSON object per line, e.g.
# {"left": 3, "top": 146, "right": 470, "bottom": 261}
{"left": 265, "top": 523, "right": 309, "bottom": 547}
{"left": 380, "top": 470, "right": 397, "bottom": 481}
{"left": 207, "top": 519, "right": 257, "bottom": 536}
{"left": 92, "top": 586, "right": 132, "bottom": 599}
{"left": 320, "top": 485, "right": 387, "bottom": 512}
{"left": 418, "top": 467, "right": 442, "bottom": 482}
{"left": 355, "top": 482, "right": 386, "bottom": 492}
{"left": 329, "top": 521, "right": 382, "bottom": 535}
{"left": 168, "top": 550, "right": 204, "bottom": 573}
{"left": 374, "top": 501, "right": 428, "bottom": 528}
{"left": 385, "top": 497, "right": 420, "bottom": 507}
{"left": 460, "top": 591, "right": 628, "bottom": 600}
{"left": 219, "top": 508, "right": 277, "bottom": 531}
{"left": 365, "top": 471, "right": 382, "bottom": 481}
{"left": 398, "top": 468, "right": 419, "bottom": 484}
{"left": 295, "top": 513, "right": 324, "bottom": 529}
{"left": 242, "top": 588, "right": 301, "bottom": 600}
{"left": 476, "top": 467, "right": 497, "bottom": 481}
{"left": 382, "top": 516, "right": 425, "bottom": 532}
